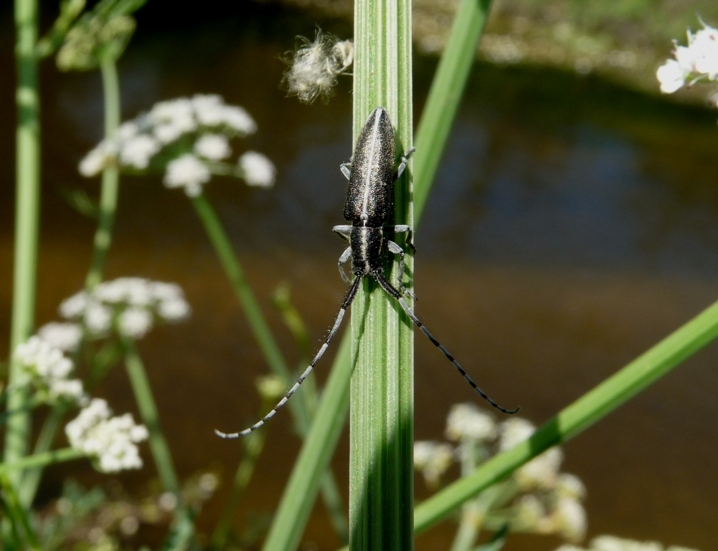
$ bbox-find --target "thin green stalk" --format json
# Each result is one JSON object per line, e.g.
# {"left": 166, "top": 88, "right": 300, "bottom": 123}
{"left": 18, "top": 56, "right": 122, "bottom": 509}
{"left": 123, "top": 339, "right": 181, "bottom": 492}
{"left": 85, "top": 57, "right": 121, "bottom": 289}
{"left": 414, "top": 297, "right": 718, "bottom": 532}
{"left": 122, "top": 338, "right": 195, "bottom": 543}
{"left": 191, "top": 193, "right": 347, "bottom": 535}
{"left": 349, "top": 0, "right": 414, "bottom": 548}
{"left": 0, "top": 473, "right": 41, "bottom": 551}
{"left": 5, "top": 0, "right": 41, "bottom": 487}
{"left": 0, "top": 448, "right": 85, "bottom": 474}
{"left": 413, "top": 0, "right": 492, "bottom": 221}
{"left": 265, "top": 0, "right": 489, "bottom": 544}
{"left": 19, "top": 406, "right": 66, "bottom": 506}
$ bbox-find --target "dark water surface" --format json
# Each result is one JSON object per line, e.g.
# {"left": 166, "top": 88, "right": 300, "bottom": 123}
{"left": 2, "top": 4, "right": 718, "bottom": 550}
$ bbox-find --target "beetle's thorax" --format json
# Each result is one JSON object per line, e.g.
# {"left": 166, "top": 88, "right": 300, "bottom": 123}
{"left": 350, "top": 225, "right": 385, "bottom": 277}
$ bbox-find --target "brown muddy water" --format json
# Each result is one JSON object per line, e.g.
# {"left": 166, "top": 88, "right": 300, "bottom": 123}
{"left": 2, "top": 4, "right": 718, "bottom": 550}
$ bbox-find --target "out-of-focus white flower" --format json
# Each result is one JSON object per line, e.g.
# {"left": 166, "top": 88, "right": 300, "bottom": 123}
{"left": 499, "top": 417, "right": 563, "bottom": 489}
{"left": 78, "top": 141, "right": 118, "bottom": 177}
{"left": 119, "top": 134, "right": 161, "bottom": 169}
{"left": 65, "top": 398, "right": 149, "bottom": 473}
{"left": 445, "top": 402, "right": 497, "bottom": 442}
{"left": 239, "top": 151, "right": 275, "bottom": 187}
{"left": 164, "top": 154, "right": 211, "bottom": 196}
{"left": 691, "top": 25, "right": 718, "bottom": 79}
{"left": 413, "top": 440, "right": 454, "bottom": 487}
{"left": 195, "top": 133, "right": 231, "bottom": 160}
{"left": 590, "top": 535, "right": 663, "bottom": 551}
{"left": 37, "top": 322, "right": 82, "bottom": 352}
{"left": 222, "top": 105, "right": 257, "bottom": 135}
{"left": 191, "top": 94, "right": 226, "bottom": 126}
{"left": 552, "top": 496, "right": 587, "bottom": 543}
{"left": 15, "top": 336, "right": 73, "bottom": 380}
{"left": 656, "top": 59, "right": 688, "bottom": 93}
{"left": 14, "top": 336, "right": 87, "bottom": 405}
{"left": 556, "top": 473, "right": 587, "bottom": 500}
{"left": 85, "top": 301, "right": 113, "bottom": 334}
{"left": 657, "top": 19, "right": 718, "bottom": 93}
{"left": 119, "top": 307, "right": 153, "bottom": 339}
{"left": 59, "top": 277, "right": 191, "bottom": 339}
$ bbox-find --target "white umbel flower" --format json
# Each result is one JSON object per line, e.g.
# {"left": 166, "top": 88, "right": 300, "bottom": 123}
{"left": 119, "top": 134, "right": 161, "bottom": 169}
{"left": 65, "top": 398, "right": 149, "bottom": 473}
{"left": 445, "top": 402, "right": 497, "bottom": 442}
{"left": 239, "top": 151, "right": 275, "bottom": 187}
{"left": 657, "top": 19, "right": 718, "bottom": 93}
{"left": 194, "top": 133, "right": 232, "bottom": 160}
{"left": 413, "top": 440, "right": 454, "bottom": 487}
{"left": 164, "top": 154, "right": 211, "bottom": 197}
{"left": 14, "top": 336, "right": 87, "bottom": 405}
{"left": 37, "top": 322, "right": 82, "bottom": 352}
{"left": 59, "top": 277, "right": 191, "bottom": 339}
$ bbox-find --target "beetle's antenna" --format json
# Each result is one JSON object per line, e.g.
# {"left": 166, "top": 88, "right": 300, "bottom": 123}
{"left": 375, "top": 273, "right": 519, "bottom": 415}
{"left": 215, "top": 276, "right": 362, "bottom": 438}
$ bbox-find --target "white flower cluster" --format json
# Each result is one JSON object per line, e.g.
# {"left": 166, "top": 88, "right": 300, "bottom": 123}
{"left": 414, "top": 403, "right": 587, "bottom": 544}
{"left": 79, "top": 94, "right": 275, "bottom": 196}
{"left": 14, "top": 336, "right": 87, "bottom": 405}
{"left": 656, "top": 20, "right": 718, "bottom": 94}
{"left": 59, "top": 277, "right": 191, "bottom": 339}
{"left": 65, "top": 398, "right": 149, "bottom": 473}
{"left": 283, "top": 29, "right": 354, "bottom": 104}
{"left": 413, "top": 441, "right": 454, "bottom": 488}
{"left": 556, "top": 535, "right": 699, "bottom": 551}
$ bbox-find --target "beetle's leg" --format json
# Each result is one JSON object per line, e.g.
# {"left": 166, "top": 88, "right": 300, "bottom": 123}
{"left": 392, "top": 224, "right": 415, "bottom": 253}
{"left": 387, "top": 240, "right": 416, "bottom": 300}
{"left": 340, "top": 162, "right": 352, "bottom": 181}
{"left": 332, "top": 225, "right": 352, "bottom": 241}
{"left": 394, "top": 147, "right": 416, "bottom": 182}
{"left": 337, "top": 246, "right": 353, "bottom": 286}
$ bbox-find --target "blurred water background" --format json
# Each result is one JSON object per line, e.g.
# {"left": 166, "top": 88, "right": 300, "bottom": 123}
{"left": 1, "top": 1, "right": 718, "bottom": 549}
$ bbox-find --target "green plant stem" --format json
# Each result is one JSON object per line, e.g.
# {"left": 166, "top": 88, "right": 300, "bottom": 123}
{"left": 414, "top": 297, "right": 718, "bottom": 532}
{"left": 0, "top": 448, "right": 85, "bottom": 474}
{"left": 18, "top": 406, "right": 66, "bottom": 507}
{"left": 122, "top": 339, "right": 182, "bottom": 492}
{"left": 190, "top": 193, "right": 347, "bottom": 536}
{"left": 0, "top": 473, "right": 41, "bottom": 551}
{"left": 85, "top": 57, "right": 120, "bottom": 289}
{"left": 349, "top": 0, "right": 414, "bottom": 549}
{"left": 413, "top": 0, "right": 492, "bottom": 222}
{"left": 122, "top": 338, "right": 194, "bottom": 542}
{"left": 5, "top": 0, "right": 42, "bottom": 490}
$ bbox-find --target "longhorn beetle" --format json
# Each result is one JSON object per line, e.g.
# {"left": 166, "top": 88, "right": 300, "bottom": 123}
{"left": 216, "top": 107, "right": 517, "bottom": 439}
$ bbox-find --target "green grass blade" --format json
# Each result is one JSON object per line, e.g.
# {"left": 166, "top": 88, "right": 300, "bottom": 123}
{"left": 414, "top": 298, "right": 718, "bottom": 532}
{"left": 413, "top": 0, "right": 492, "bottom": 222}
{"left": 349, "top": 0, "right": 414, "bottom": 548}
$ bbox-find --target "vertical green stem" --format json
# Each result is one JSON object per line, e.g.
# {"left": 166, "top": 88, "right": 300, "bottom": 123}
{"left": 122, "top": 339, "right": 194, "bottom": 542}
{"left": 5, "top": 0, "right": 41, "bottom": 487}
{"left": 85, "top": 57, "right": 120, "bottom": 289}
{"left": 350, "top": 0, "right": 414, "bottom": 548}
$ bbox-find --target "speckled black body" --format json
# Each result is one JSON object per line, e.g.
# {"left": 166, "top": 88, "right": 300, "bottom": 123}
{"left": 343, "top": 107, "right": 396, "bottom": 227}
